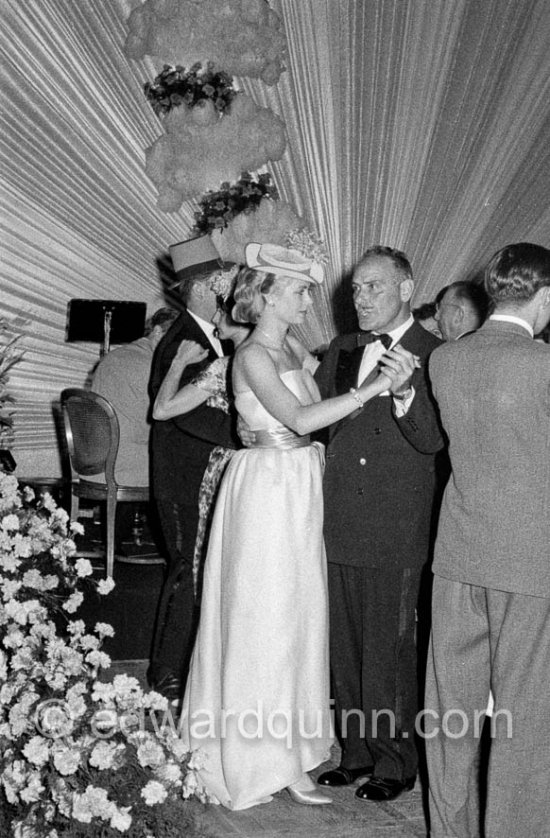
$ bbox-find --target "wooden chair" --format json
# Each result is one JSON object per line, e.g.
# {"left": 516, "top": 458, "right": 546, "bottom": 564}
{"left": 60, "top": 388, "right": 151, "bottom": 577}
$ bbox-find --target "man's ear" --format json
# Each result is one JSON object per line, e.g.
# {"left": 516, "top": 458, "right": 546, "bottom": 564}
{"left": 533, "top": 285, "right": 550, "bottom": 312}
{"left": 454, "top": 306, "right": 465, "bottom": 326}
{"left": 191, "top": 280, "right": 205, "bottom": 300}
{"left": 399, "top": 279, "right": 414, "bottom": 303}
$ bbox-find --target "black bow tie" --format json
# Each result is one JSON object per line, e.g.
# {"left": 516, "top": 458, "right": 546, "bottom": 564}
{"left": 220, "top": 338, "right": 233, "bottom": 357}
{"left": 356, "top": 331, "right": 392, "bottom": 350}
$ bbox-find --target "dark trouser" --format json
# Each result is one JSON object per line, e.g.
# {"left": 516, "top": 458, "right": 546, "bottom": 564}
{"left": 328, "top": 563, "right": 422, "bottom": 782}
{"left": 425, "top": 576, "right": 550, "bottom": 838}
{"left": 148, "top": 498, "right": 200, "bottom": 690}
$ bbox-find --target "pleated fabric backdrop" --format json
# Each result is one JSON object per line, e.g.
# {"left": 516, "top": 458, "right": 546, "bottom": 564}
{"left": 1, "top": 0, "right": 549, "bottom": 474}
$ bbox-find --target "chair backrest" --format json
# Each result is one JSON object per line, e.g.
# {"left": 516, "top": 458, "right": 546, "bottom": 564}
{"left": 61, "top": 388, "right": 120, "bottom": 485}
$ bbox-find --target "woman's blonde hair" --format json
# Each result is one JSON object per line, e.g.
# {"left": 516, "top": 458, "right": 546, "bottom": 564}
{"left": 232, "top": 266, "right": 279, "bottom": 324}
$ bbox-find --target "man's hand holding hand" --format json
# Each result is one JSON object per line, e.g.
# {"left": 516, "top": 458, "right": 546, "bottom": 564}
{"left": 379, "top": 345, "right": 419, "bottom": 397}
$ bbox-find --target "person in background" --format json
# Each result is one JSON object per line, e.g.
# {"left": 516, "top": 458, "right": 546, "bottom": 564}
{"left": 412, "top": 301, "right": 439, "bottom": 336}
{"left": 434, "top": 279, "right": 488, "bottom": 341}
{"left": 152, "top": 288, "right": 250, "bottom": 597}
{"left": 147, "top": 235, "right": 239, "bottom": 703}
{"left": 425, "top": 242, "right": 550, "bottom": 838}
{"left": 90, "top": 306, "right": 178, "bottom": 544}
{"left": 316, "top": 246, "right": 444, "bottom": 803}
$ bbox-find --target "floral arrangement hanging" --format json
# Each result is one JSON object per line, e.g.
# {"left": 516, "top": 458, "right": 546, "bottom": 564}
{"left": 145, "top": 62, "right": 236, "bottom": 118}
{"left": 145, "top": 92, "right": 286, "bottom": 211}
{"left": 125, "top": 0, "right": 287, "bottom": 87}
{"left": 0, "top": 317, "right": 26, "bottom": 451}
{"left": 193, "top": 171, "right": 278, "bottom": 235}
{"left": 199, "top": 175, "right": 313, "bottom": 266}
{"left": 0, "top": 475, "right": 211, "bottom": 838}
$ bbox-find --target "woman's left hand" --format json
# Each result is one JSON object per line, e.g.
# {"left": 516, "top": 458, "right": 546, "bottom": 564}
{"left": 172, "top": 340, "right": 209, "bottom": 369}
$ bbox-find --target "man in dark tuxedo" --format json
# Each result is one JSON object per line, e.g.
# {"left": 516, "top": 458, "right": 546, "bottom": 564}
{"left": 425, "top": 242, "right": 550, "bottom": 837}
{"left": 316, "top": 246, "right": 443, "bottom": 801}
{"left": 148, "top": 235, "right": 239, "bottom": 701}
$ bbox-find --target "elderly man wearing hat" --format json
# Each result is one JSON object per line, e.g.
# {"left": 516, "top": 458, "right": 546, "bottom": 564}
{"left": 148, "top": 234, "right": 239, "bottom": 701}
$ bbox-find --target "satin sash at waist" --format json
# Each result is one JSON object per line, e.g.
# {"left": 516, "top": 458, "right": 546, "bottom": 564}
{"left": 249, "top": 428, "right": 311, "bottom": 449}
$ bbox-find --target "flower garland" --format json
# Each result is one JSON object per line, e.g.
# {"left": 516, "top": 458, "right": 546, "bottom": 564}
{"left": 144, "top": 62, "right": 236, "bottom": 118}
{"left": 193, "top": 171, "right": 278, "bottom": 235}
{"left": 0, "top": 475, "right": 210, "bottom": 837}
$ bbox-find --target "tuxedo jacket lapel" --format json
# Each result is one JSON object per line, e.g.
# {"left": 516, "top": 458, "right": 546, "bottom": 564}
{"left": 335, "top": 346, "right": 365, "bottom": 395}
{"left": 327, "top": 345, "right": 366, "bottom": 439}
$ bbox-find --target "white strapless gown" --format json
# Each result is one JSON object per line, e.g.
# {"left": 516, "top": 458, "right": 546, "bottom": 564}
{"left": 180, "top": 368, "right": 333, "bottom": 810}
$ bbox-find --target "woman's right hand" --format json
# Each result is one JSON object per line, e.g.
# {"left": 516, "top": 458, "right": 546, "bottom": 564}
{"left": 171, "top": 340, "right": 209, "bottom": 370}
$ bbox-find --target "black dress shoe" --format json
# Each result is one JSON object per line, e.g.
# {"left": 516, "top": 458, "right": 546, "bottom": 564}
{"left": 355, "top": 775, "right": 416, "bottom": 801}
{"left": 317, "top": 765, "right": 374, "bottom": 786}
{"left": 149, "top": 672, "right": 182, "bottom": 702}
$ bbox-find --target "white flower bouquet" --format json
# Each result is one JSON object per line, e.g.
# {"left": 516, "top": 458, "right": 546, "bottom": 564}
{"left": 0, "top": 474, "right": 211, "bottom": 837}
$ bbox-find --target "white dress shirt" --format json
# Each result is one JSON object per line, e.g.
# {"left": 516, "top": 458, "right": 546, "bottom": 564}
{"left": 357, "top": 314, "right": 416, "bottom": 414}
{"left": 187, "top": 310, "right": 223, "bottom": 356}
{"left": 489, "top": 313, "right": 534, "bottom": 337}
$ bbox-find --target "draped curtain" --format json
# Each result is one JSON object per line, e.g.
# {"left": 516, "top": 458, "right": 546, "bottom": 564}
{"left": 1, "top": 0, "right": 549, "bottom": 474}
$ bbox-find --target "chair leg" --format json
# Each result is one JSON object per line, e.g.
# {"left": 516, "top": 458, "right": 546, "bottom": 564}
{"left": 105, "top": 494, "right": 117, "bottom": 578}
{"left": 70, "top": 488, "right": 80, "bottom": 523}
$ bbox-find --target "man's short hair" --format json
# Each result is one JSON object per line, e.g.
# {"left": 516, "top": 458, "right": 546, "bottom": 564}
{"left": 144, "top": 307, "right": 178, "bottom": 335}
{"left": 412, "top": 302, "right": 437, "bottom": 322}
{"left": 485, "top": 242, "right": 550, "bottom": 304}
{"left": 176, "top": 268, "right": 215, "bottom": 304}
{"left": 442, "top": 280, "right": 489, "bottom": 321}
{"left": 356, "top": 245, "right": 413, "bottom": 283}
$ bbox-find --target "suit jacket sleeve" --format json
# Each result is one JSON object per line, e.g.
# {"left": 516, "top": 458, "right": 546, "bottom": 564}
{"left": 394, "top": 339, "right": 445, "bottom": 455}
{"left": 149, "top": 314, "right": 237, "bottom": 450}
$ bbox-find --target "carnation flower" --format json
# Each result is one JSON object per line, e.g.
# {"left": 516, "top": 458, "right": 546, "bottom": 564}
{"left": 141, "top": 780, "right": 168, "bottom": 806}
{"left": 62, "top": 591, "right": 83, "bottom": 614}
{"left": 109, "top": 806, "right": 132, "bottom": 832}
{"left": 98, "top": 577, "right": 115, "bottom": 595}
{"left": 19, "top": 771, "right": 45, "bottom": 803}
{"left": 89, "top": 741, "right": 123, "bottom": 771}
{"left": 95, "top": 621, "right": 115, "bottom": 638}
{"left": 74, "top": 558, "right": 93, "bottom": 578}
{"left": 52, "top": 746, "right": 80, "bottom": 776}
{"left": 2, "top": 514, "right": 20, "bottom": 532}
{"left": 22, "top": 736, "right": 50, "bottom": 767}
{"left": 136, "top": 736, "right": 165, "bottom": 769}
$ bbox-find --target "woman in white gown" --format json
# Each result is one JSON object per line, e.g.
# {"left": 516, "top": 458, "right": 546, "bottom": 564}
{"left": 180, "top": 242, "right": 417, "bottom": 810}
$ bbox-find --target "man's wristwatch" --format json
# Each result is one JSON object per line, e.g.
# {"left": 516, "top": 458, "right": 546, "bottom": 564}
{"left": 393, "top": 386, "right": 413, "bottom": 401}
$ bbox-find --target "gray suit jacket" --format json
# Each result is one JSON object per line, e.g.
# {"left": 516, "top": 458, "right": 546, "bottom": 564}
{"left": 430, "top": 318, "right": 550, "bottom": 597}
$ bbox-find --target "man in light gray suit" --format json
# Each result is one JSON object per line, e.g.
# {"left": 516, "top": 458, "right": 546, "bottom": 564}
{"left": 424, "top": 242, "right": 550, "bottom": 838}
